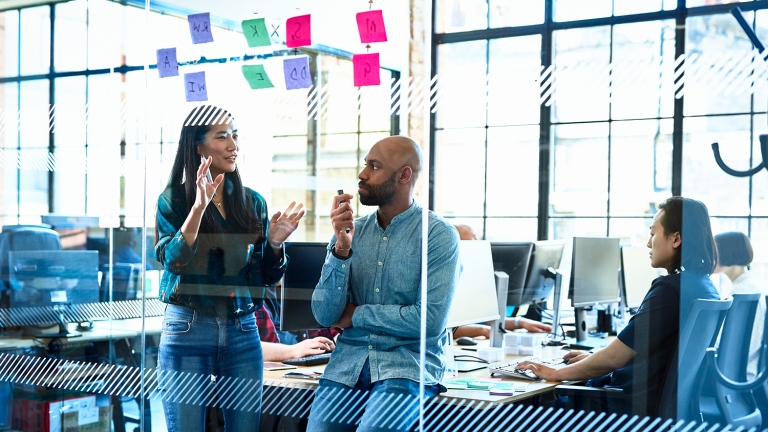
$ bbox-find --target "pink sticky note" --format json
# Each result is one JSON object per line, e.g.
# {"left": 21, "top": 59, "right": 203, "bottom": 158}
{"left": 286, "top": 14, "right": 311, "bottom": 48}
{"left": 353, "top": 53, "right": 381, "bottom": 87}
{"left": 356, "top": 10, "right": 387, "bottom": 44}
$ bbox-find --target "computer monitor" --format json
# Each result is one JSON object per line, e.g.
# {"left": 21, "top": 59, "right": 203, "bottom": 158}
{"left": 446, "top": 240, "right": 501, "bottom": 328}
{"left": 621, "top": 246, "right": 665, "bottom": 310}
{"left": 523, "top": 241, "right": 565, "bottom": 305}
{"left": 489, "top": 242, "right": 534, "bottom": 307}
{"left": 9, "top": 250, "right": 100, "bottom": 308}
{"left": 570, "top": 237, "right": 621, "bottom": 307}
{"left": 280, "top": 242, "right": 327, "bottom": 332}
{"left": 7, "top": 250, "right": 99, "bottom": 338}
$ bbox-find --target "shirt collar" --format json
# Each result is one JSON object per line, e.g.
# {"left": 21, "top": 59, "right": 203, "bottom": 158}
{"left": 374, "top": 200, "right": 420, "bottom": 230}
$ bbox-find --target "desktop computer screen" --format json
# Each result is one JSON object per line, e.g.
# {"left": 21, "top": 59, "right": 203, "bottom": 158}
{"left": 446, "top": 240, "right": 501, "bottom": 328}
{"left": 523, "top": 241, "right": 565, "bottom": 305}
{"left": 8, "top": 250, "right": 100, "bottom": 308}
{"left": 280, "top": 242, "right": 328, "bottom": 332}
{"left": 490, "top": 242, "right": 534, "bottom": 307}
{"left": 621, "top": 246, "right": 665, "bottom": 310}
{"left": 570, "top": 237, "right": 621, "bottom": 307}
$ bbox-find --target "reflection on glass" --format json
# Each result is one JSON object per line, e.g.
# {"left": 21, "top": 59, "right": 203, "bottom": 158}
{"left": 490, "top": 0, "right": 544, "bottom": 27}
{"left": 551, "top": 123, "right": 609, "bottom": 217}
{"left": 610, "top": 119, "right": 673, "bottom": 216}
{"left": 434, "top": 128, "right": 486, "bottom": 217}
{"left": 435, "top": 0, "right": 489, "bottom": 33}
{"left": 682, "top": 115, "right": 750, "bottom": 216}
{"left": 552, "top": 26, "right": 611, "bottom": 122}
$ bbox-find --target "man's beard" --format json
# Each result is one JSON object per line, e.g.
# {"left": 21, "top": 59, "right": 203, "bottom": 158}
{"left": 359, "top": 172, "right": 397, "bottom": 206}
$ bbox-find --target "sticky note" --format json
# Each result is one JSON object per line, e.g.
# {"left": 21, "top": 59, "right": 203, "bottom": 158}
{"left": 188, "top": 13, "right": 214, "bottom": 44}
{"left": 356, "top": 10, "right": 388, "bottom": 43}
{"left": 156, "top": 48, "right": 179, "bottom": 78}
{"left": 283, "top": 57, "right": 312, "bottom": 90}
{"left": 184, "top": 72, "right": 208, "bottom": 102}
{"left": 241, "top": 18, "right": 271, "bottom": 47}
{"left": 242, "top": 65, "right": 274, "bottom": 89}
{"left": 353, "top": 53, "right": 381, "bottom": 87}
{"left": 286, "top": 14, "right": 311, "bottom": 48}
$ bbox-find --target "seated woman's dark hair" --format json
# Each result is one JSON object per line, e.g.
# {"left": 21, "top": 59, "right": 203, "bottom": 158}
{"left": 658, "top": 197, "right": 717, "bottom": 275}
{"left": 155, "top": 106, "right": 263, "bottom": 244}
{"left": 714, "top": 231, "right": 753, "bottom": 267}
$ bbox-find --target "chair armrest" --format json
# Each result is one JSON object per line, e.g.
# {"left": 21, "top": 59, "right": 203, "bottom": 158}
{"left": 554, "top": 385, "right": 625, "bottom": 399}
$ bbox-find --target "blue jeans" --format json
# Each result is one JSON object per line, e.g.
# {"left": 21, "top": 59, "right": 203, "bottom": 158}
{"left": 158, "top": 304, "right": 263, "bottom": 432}
{"left": 307, "top": 359, "right": 442, "bottom": 432}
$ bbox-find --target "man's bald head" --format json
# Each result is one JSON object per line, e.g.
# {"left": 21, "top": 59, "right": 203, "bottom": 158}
{"left": 374, "top": 136, "right": 423, "bottom": 184}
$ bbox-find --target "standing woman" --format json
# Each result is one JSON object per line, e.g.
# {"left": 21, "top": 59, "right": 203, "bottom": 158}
{"left": 155, "top": 105, "right": 304, "bottom": 431}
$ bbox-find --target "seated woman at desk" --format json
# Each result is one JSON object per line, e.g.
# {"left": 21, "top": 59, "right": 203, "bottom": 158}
{"left": 517, "top": 197, "right": 719, "bottom": 417}
{"left": 452, "top": 224, "right": 552, "bottom": 339}
{"left": 714, "top": 231, "right": 764, "bottom": 379}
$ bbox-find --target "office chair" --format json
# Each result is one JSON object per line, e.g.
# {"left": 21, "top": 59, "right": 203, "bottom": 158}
{"left": 700, "top": 293, "right": 762, "bottom": 428}
{"left": 555, "top": 298, "right": 731, "bottom": 421}
{"left": 0, "top": 226, "right": 61, "bottom": 290}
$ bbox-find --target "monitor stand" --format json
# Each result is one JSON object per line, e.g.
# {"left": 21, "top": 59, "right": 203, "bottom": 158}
{"left": 489, "top": 271, "right": 509, "bottom": 349}
{"left": 568, "top": 307, "right": 603, "bottom": 350}
{"left": 34, "top": 305, "right": 82, "bottom": 339}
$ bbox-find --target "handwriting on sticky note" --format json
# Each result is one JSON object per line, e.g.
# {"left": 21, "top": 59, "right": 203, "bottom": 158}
{"left": 242, "top": 65, "right": 274, "bottom": 89}
{"left": 241, "top": 18, "right": 271, "bottom": 47}
{"left": 188, "top": 13, "right": 214, "bottom": 44}
{"left": 156, "top": 48, "right": 179, "bottom": 78}
{"left": 353, "top": 53, "right": 381, "bottom": 87}
{"left": 283, "top": 57, "right": 312, "bottom": 90}
{"left": 184, "top": 72, "right": 208, "bottom": 102}
{"left": 356, "top": 10, "right": 387, "bottom": 44}
{"left": 286, "top": 14, "right": 311, "bottom": 48}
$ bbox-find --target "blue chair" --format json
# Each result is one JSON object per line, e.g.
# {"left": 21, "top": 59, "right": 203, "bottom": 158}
{"left": 700, "top": 293, "right": 762, "bottom": 428}
{"left": 555, "top": 298, "right": 731, "bottom": 420}
{"left": 0, "top": 226, "right": 61, "bottom": 290}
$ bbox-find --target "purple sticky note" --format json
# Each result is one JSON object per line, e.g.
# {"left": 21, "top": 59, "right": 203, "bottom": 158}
{"left": 184, "top": 72, "right": 208, "bottom": 102}
{"left": 188, "top": 13, "right": 214, "bottom": 44}
{"left": 283, "top": 57, "right": 312, "bottom": 90}
{"left": 286, "top": 14, "right": 311, "bottom": 48}
{"left": 353, "top": 53, "right": 380, "bottom": 87}
{"left": 356, "top": 10, "right": 387, "bottom": 44}
{"left": 156, "top": 48, "right": 179, "bottom": 78}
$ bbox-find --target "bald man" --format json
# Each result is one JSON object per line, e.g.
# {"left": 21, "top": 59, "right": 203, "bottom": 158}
{"left": 308, "top": 136, "right": 461, "bottom": 432}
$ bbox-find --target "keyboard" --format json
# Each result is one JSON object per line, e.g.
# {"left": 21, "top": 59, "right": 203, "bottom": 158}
{"left": 488, "top": 357, "right": 566, "bottom": 381}
{"left": 282, "top": 352, "right": 332, "bottom": 367}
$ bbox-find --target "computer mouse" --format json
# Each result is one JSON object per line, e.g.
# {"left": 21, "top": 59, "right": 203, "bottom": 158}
{"left": 455, "top": 336, "right": 477, "bottom": 346}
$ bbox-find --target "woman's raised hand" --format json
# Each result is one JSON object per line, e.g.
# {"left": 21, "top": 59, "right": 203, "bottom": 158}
{"left": 268, "top": 202, "right": 305, "bottom": 247}
{"left": 194, "top": 156, "right": 223, "bottom": 210}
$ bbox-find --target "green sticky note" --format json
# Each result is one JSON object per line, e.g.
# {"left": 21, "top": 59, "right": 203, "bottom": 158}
{"left": 242, "top": 18, "right": 271, "bottom": 47}
{"left": 242, "top": 65, "right": 274, "bottom": 90}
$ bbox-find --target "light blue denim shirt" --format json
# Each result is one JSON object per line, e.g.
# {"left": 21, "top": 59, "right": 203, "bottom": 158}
{"left": 312, "top": 201, "right": 461, "bottom": 387}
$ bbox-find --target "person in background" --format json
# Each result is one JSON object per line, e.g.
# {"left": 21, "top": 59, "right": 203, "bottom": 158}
{"left": 516, "top": 197, "right": 720, "bottom": 417}
{"left": 714, "top": 231, "right": 764, "bottom": 379}
{"left": 451, "top": 224, "right": 552, "bottom": 339}
{"left": 113, "top": 229, "right": 154, "bottom": 270}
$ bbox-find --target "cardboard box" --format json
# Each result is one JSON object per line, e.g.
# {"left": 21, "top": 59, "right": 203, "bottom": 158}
{"left": 12, "top": 393, "right": 110, "bottom": 432}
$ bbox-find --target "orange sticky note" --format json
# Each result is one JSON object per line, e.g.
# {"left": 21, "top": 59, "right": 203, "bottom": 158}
{"left": 286, "top": 14, "right": 311, "bottom": 48}
{"left": 356, "top": 10, "right": 387, "bottom": 44}
{"left": 353, "top": 53, "right": 380, "bottom": 87}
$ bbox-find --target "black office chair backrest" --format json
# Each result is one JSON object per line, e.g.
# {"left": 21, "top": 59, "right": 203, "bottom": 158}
{"left": 658, "top": 297, "right": 732, "bottom": 421}
{"left": 100, "top": 263, "right": 138, "bottom": 302}
{"left": 0, "top": 226, "right": 61, "bottom": 289}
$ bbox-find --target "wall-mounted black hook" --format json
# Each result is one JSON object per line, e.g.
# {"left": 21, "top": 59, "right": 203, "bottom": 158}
{"left": 711, "top": 141, "right": 765, "bottom": 177}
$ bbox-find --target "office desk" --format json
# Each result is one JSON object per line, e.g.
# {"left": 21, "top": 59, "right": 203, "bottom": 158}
{"left": 263, "top": 342, "right": 572, "bottom": 405}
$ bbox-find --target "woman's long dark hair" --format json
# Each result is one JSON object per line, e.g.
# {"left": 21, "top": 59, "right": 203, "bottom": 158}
{"left": 658, "top": 196, "right": 717, "bottom": 275}
{"left": 155, "top": 106, "right": 264, "bottom": 244}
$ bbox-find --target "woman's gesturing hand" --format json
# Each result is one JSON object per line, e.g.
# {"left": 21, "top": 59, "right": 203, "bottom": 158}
{"left": 268, "top": 202, "right": 305, "bottom": 247}
{"left": 194, "top": 156, "right": 223, "bottom": 210}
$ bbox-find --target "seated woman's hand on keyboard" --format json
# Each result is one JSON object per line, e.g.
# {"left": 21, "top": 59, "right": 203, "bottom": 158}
{"left": 515, "top": 360, "right": 558, "bottom": 382}
{"left": 563, "top": 350, "right": 590, "bottom": 364}
{"left": 291, "top": 337, "right": 336, "bottom": 359}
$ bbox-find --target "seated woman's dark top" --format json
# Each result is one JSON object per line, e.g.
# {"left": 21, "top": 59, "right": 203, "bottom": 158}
{"left": 588, "top": 272, "right": 719, "bottom": 417}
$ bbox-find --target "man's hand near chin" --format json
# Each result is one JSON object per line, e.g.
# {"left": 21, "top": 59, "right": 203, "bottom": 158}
{"left": 332, "top": 303, "right": 357, "bottom": 331}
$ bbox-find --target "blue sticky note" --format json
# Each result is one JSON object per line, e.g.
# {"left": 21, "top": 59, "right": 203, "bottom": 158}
{"left": 184, "top": 72, "right": 208, "bottom": 102}
{"left": 188, "top": 13, "right": 214, "bottom": 44}
{"left": 283, "top": 57, "right": 312, "bottom": 90}
{"left": 156, "top": 48, "right": 179, "bottom": 78}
